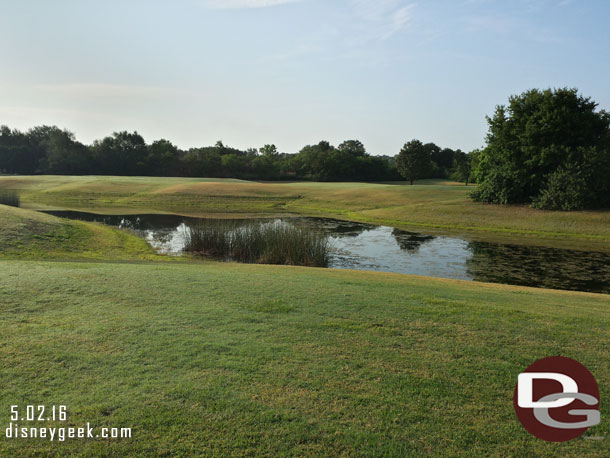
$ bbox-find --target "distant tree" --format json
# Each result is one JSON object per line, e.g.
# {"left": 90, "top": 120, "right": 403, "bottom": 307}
{"left": 472, "top": 88, "right": 610, "bottom": 209}
{"left": 0, "top": 123, "right": 411, "bottom": 182}
{"left": 451, "top": 150, "right": 471, "bottom": 185}
{"left": 92, "top": 131, "right": 148, "bottom": 175}
{"left": 46, "top": 129, "right": 92, "bottom": 175}
{"left": 214, "top": 140, "right": 229, "bottom": 156}
{"left": 0, "top": 126, "right": 32, "bottom": 174}
{"left": 221, "top": 153, "right": 249, "bottom": 177}
{"left": 182, "top": 148, "right": 222, "bottom": 177}
{"left": 260, "top": 144, "right": 279, "bottom": 157}
{"left": 0, "top": 125, "right": 90, "bottom": 174}
{"left": 146, "top": 139, "right": 178, "bottom": 176}
{"left": 253, "top": 144, "right": 280, "bottom": 179}
{"left": 438, "top": 148, "right": 456, "bottom": 171}
{"left": 294, "top": 141, "right": 336, "bottom": 181}
{"left": 251, "top": 155, "right": 278, "bottom": 179}
{"left": 396, "top": 140, "right": 431, "bottom": 185}
{"left": 25, "top": 125, "right": 67, "bottom": 173}
{"left": 337, "top": 140, "right": 366, "bottom": 157}
{"left": 420, "top": 143, "right": 441, "bottom": 177}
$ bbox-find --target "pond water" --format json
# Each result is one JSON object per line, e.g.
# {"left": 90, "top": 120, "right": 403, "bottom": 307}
{"left": 42, "top": 210, "right": 610, "bottom": 294}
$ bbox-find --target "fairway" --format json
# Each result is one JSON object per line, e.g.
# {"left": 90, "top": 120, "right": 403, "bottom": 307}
{"left": 2, "top": 175, "right": 610, "bottom": 252}
{"left": 1, "top": 260, "right": 609, "bottom": 457}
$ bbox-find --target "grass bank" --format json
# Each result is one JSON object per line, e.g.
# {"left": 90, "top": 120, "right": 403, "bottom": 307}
{"left": 0, "top": 204, "right": 168, "bottom": 261}
{"left": 0, "top": 260, "right": 609, "bottom": 456}
{"left": 2, "top": 175, "right": 609, "bottom": 252}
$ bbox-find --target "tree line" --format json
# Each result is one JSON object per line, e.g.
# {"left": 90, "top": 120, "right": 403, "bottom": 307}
{"left": 0, "top": 126, "right": 473, "bottom": 183}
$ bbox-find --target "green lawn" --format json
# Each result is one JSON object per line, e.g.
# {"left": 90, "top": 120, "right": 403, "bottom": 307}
{"left": 1, "top": 193, "right": 609, "bottom": 456}
{"left": 2, "top": 175, "right": 610, "bottom": 252}
{"left": 1, "top": 260, "right": 609, "bottom": 457}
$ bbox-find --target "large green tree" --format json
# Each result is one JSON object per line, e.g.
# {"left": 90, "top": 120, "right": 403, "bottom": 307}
{"left": 92, "top": 131, "right": 148, "bottom": 175}
{"left": 451, "top": 150, "right": 471, "bottom": 185}
{"left": 472, "top": 88, "right": 610, "bottom": 209}
{"left": 146, "top": 139, "right": 179, "bottom": 176}
{"left": 46, "top": 129, "right": 92, "bottom": 175}
{"left": 396, "top": 139, "right": 431, "bottom": 185}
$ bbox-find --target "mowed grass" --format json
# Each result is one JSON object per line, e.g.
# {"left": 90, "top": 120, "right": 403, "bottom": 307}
{"left": 0, "top": 204, "right": 167, "bottom": 261}
{"left": 1, "top": 260, "right": 609, "bottom": 456}
{"left": 2, "top": 175, "right": 610, "bottom": 251}
{"left": 1, "top": 179, "right": 609, "bottom": 455}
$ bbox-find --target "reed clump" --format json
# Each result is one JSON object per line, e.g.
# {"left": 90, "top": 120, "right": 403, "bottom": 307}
{"left": 184, "top": 219, "right": 330, "bottom": 267}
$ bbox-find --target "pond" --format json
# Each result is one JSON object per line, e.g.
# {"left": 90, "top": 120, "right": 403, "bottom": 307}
{"left": 42, "top": 210, "right": 610, "bottom": 294}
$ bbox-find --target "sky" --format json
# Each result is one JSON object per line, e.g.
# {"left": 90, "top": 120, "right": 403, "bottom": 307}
{"left": 1, "top": 0, "right": 609, "bottom": 155}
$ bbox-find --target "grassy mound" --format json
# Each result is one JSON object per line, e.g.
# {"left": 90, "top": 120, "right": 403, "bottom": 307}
{"left": 0, "top": 205, "right": 165, "bottom": 261}
{"left": 1, "top": 260, "right": 608, "bottom": 456}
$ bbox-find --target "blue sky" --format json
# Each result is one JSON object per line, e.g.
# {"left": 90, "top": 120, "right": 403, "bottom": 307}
{"left": 1, "top": 0, "right": 609, "bottom": 154}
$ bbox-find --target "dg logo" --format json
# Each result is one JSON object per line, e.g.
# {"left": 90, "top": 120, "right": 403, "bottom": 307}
{"left": 514, "top": 356, "right": 601, "bottom": 442}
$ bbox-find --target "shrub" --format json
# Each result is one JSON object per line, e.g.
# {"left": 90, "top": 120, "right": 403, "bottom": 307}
{"left": 532, "top": 147, "right": 610, "bottom": 210}
{"left": 532, "top": 165, "right": 587, "bottom": 211}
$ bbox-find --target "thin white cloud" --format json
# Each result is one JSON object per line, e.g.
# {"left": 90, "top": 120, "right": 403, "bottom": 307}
{"left": 198, "top": 0, "right": 302, "bottom": 9}
{"left": 382, "top": 5, "right": 416, "bottom": 39}
{"left": 350, "top": 0, "right": 416, "bottom": 40}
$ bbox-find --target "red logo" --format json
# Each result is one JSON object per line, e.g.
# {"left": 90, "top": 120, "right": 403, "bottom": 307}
{"left": 514, "top": 356, "right": 600, "bottom": 442}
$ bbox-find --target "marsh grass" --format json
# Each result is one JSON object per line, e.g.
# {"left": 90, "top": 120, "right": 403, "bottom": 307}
{"left": 185, "top": 219, "right": 331, "bottom": 267}
{"left": 0, "top": 190, "right": 20, "bottom": 207}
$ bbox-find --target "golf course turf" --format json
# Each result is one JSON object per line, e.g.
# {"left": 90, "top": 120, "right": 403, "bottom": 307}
{"left": 1, "top": 180, "right": 609, "bottom": 456}
{"left": 1, "top": 259, "right": 609, "bottom": 456}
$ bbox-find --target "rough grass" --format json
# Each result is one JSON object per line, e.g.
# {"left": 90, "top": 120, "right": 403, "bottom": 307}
{"left": 2, "top": 175, "right": 610, "bottom": 252}
{"left": 0, "top": 261, "right": 609, "bottom": 457}
{"left": 0, "top": 204, "right": 169, "bottom": 261}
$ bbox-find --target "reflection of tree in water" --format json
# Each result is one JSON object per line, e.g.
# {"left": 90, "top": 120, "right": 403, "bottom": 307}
{"left": 43, "top": 211, "right": 190, "bottom": 230}
{"left": 466, "top": 241, "right": 610, "bottom": 294}
{"left": 391, "top": 229, "right": 435, "bottom": 252}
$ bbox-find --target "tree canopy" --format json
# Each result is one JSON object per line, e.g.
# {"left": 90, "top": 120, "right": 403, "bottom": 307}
{"left": 472, "top": 88, "right": 610, "bottom": 209}
{"left": 396, "top": 140, "right": 431, "bottom": 185}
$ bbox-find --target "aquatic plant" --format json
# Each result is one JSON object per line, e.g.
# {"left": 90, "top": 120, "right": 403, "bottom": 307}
{"left": 184, "top": 219, "right": 330, "bottom": 267}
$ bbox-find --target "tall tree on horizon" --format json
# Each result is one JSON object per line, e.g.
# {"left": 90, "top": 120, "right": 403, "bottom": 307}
{"left": 396, "top": 139, "right": 431, "bottom": 185}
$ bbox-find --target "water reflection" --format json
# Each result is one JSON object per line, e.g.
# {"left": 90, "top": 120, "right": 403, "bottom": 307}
{"left": 467, "top": 241, "right": 610, "bottom": 294}
{"left": 391, "top": 229, "right": 435, "bottom": 252}
{"left": 41, "top": 210, "right": 610, "bottom": 294}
